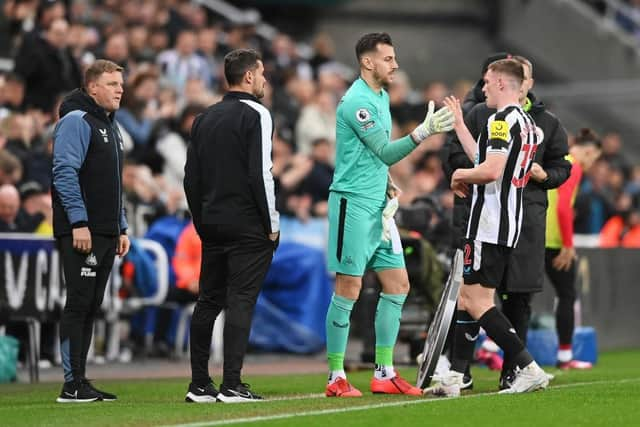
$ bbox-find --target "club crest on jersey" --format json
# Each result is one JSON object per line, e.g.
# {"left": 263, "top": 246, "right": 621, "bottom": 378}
{"left": 99, "top": 128, "right": 109, "bottom": 143}
{"left": 490, "top": 120, "right": 509, "bottom": 142}
{"left": 85, "top": 253, "right": 98, "bottom": 266}
{"left": 355, "top": 108, "right": 371, "bottom": 122}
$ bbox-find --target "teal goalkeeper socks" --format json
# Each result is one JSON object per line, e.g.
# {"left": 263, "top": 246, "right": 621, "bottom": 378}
{"left": 374, "top": 293, "right": 407, "bottom": 366}
{"left": 326, "top": 294, "right": 356, "bottom": 371}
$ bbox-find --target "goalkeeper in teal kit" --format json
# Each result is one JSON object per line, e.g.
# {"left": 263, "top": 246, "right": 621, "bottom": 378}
{"left": 325, "top": 32, "right": 455, "bottom": 397}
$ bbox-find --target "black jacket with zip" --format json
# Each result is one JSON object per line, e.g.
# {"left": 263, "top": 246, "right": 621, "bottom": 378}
{"left": 443, "top": 91, "right": 571, "bottom": 292}
{"left": 52, "top": 89, "right": 127, "bottom": 238}
{"left": 184, "top": 91, "right": 280, "bottom": 236}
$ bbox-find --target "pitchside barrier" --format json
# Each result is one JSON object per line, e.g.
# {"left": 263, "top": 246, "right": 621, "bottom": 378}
{"left": 532, "top": 247, "right": 640, "bottom": 350}
{"left": 0, "top": 233, "right": 169, "bottom": 383}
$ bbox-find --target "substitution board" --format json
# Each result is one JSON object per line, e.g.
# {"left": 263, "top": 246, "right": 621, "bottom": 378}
{"left": 416, "top": 248, "right": 463, "bottom": 389}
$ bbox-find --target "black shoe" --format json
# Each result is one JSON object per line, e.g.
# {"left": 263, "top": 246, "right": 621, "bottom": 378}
{"left": 461, "top": 373, "right": 473, "bottom": 391}
{"left": 217, "top": 383, "right": 263, "bottom": 403}
{"left": 499, "top": 371, "right": 515, "bottom": 391}
{"left": 56, "top": 380, "right": 101, "bottom": 403}
{"left": 81, "top": 378, "right": 117, "bottom": 401}
{"left": 185, "top": 382, "right": 219, "bottom": 403}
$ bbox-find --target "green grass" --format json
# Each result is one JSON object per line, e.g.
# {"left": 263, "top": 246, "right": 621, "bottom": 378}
{"left": 1, "top": 350, "right": 640, "bottom": 427}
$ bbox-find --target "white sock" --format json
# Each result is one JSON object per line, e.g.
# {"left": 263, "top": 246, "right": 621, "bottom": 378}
{"left": 557, "top": 349, "right": 573, "bottom": 363}
{"left": 328, "top": 370, "right": 346, "bottom": 384}
{"left": 374, "top": 365, "right": 396, "bottom": 380}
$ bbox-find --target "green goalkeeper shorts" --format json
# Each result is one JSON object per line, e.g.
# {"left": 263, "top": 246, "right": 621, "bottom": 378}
{"left": 327, "top": 191, "right": 405, "bottom": 276}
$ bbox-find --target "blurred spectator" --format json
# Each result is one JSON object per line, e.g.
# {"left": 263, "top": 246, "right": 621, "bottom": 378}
{"left": 388, "top": 70, "right": 421, "bottom": 130}
{"left": 182, "top": 77, "right": 219, "bottom": 109}
{"left": 574, "top": 158, "right": 615, "bottom": 234}
{"left": 172, "top": 221, "right": 201, "bottom": 298}
{"left": 13, "top": 17, "right": 82, "bottom": 114}
{"left": 196, "top": 26, "right": 224, "bottom": 91}
{"left": 297, "top": 138, "right": 335, "bottom": 217}
{"left": 600, "top": 193, "right": 640, "bottom": 247}
{"left": 116, "top": 67, "right": 162, "bottom": 148}
{"left": 0, "top": 150, "right": 23, "bottom": 185}
{"left": 295, "top": 89, "right": 336, "bottom": 156}
{"left": 121, "top": 160, "right": 168, "bottom": 237}
{"left": 1, "top": 0, "right": 38, "bottom": 55}
{"left": 309, "top": 32, "right": 336, "bottom": 79}
{"left": 101, "top": 32, "right": 132, "bottom": 73}
{"left": 149, "top": 26, "right": 170, "bottom": 55}
{"left": 317, "top": 62, "right": 350, "bottom": 99}
{"left": 625, "top": 164, "right": 640, "bottom": 205}
{"left": 0, "top": 72, "right": 25, "bottom": 117}
{"left": 155, "top": 103, "right": 206, "bottom": 211}
{"left": 0, "top": 182, "right": 41, "bottom": 232}
{"left": 600, "top": 132, "right": 631, "bottom": 179}
{"left": 157, "top": 29, "right": 212, "bottom": 92}
{"left": 18, "top": 180, "right": 52, "bottom": 235}
{"left": 267, "top": 32, "right": 312, "bottom": 88}
{"left": 67, "top": 23, "right": 99, "bottom": 67}
{"left": 34, "top": 0, "right": 65, "bottom": 32}
{"left": 421, "top": 80, "right": 448, "bottom": 108}
{"left": 126, "top": 22, "right": 154, "bottom": 63}
{"left": 2, "top": 113, "right": 39, "bottom": 170}
{"left": 0, "top": 183, "right": 21, "bottom": 231}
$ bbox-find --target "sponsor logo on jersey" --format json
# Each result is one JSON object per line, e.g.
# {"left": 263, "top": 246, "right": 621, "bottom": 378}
{"left": 490, "top": 120, "right": 509, "bottom": 141}
{"left": 80, "top": 267, "right": 96, "bottom": 277}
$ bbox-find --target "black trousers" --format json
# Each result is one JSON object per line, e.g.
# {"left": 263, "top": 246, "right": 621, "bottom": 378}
{"left": 190, "top": 223, "right": 274, "bottom": 387}
{"left": 58, "top": 234, "right": 117, "bottom": 383}
{"left": 545, "top": 248, "right": 577, "bottom": 345}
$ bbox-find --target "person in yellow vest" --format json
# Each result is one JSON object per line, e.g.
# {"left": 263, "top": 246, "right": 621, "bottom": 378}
{"left": 543, "top": 128, "right": 601, "bottom": 369}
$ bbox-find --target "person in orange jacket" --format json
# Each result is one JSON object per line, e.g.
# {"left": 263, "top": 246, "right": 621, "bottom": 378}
{"left": 173, "top": 221, "right": 201, "bottom": 296}
{"left": 600, "top": 193, "right": 640, "bottom": 248}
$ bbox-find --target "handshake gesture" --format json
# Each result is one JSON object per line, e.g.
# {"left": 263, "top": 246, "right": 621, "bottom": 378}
{"left": 411, "top": 100, "right": 455, "bottom": 143}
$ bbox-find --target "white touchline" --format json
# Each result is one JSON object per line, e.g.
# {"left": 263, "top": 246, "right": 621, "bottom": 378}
{"left": 165, "top": 378, "right": 640, "bottom": 427}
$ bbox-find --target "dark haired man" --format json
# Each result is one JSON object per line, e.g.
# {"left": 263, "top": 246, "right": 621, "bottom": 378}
{"left": 324, "top": 32, "right": 454, "bottom": 397}
{"left": 184, "top": 48, "right": 279, "bottom": 403}
{"left": 53, "top": 59, "right": 129, "bottom": 403}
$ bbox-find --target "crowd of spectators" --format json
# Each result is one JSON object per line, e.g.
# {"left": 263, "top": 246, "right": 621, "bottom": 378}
{"left": 1, "top": 0, "right": 640, "bottom": 363}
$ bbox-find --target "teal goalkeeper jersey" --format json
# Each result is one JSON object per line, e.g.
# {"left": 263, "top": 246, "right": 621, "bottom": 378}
{"left": 330, "top": 77, "right": 415, "bottom": 206}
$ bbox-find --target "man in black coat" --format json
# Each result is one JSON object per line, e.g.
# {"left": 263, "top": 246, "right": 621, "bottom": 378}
{"left": 13, "top": 17, "right": 82, "bottom": 114}
{"left": 183, "top": 48, "right": 279, "bottom": 403}
{"left": 441, "top": 54, "right": 571, "bottom": 390}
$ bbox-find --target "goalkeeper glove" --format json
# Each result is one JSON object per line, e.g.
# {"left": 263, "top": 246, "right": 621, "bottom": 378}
{"left": 411, "top": 100, "right": 455, "bottom": 142}
{"left": 382, "top": 197, "right": 399, "bottom": 242}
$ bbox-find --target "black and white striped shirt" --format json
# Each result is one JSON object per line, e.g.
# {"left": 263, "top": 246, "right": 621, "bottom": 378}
{"left": 466, "top": 104, "right": 539, "bottom": 247}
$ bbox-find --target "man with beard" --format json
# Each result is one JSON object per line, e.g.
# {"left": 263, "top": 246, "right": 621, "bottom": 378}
{"left": 441, "top": 55, "right": 571, "bottom": 391}
{"left": 324, "top": 32, "right": 454, "bottom": 397}
{"left": 183, "top": 48, "right": 279, "bottom": 403}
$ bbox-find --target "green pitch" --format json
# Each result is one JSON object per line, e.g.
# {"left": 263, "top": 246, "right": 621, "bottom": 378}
{"left": 1, "top": 350, "right": 639, "bottom": 427}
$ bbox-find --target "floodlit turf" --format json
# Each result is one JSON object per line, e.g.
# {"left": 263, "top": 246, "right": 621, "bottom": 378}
{"left": 1, "top": 350, "right": 639, "bottom": 427}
